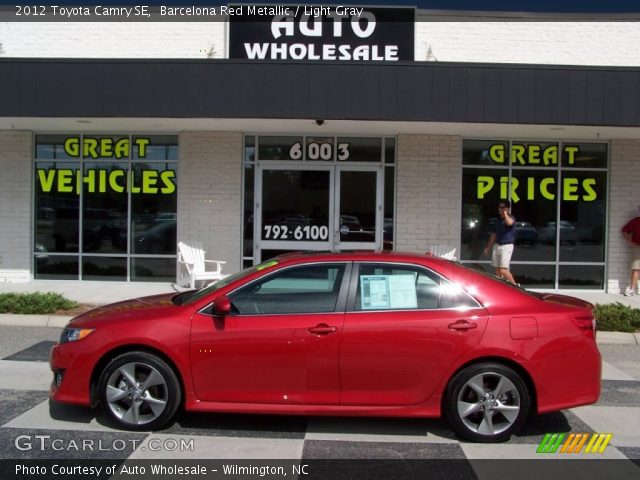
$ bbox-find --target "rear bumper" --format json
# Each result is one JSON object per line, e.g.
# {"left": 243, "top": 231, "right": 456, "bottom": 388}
{"left": 534, "top": 339, "right": 601, "bottom": 414}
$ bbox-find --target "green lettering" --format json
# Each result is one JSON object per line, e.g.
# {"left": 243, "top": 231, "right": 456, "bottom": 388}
{"left": 500, "top": 176, "right": 509, "bottom": 199}
{"left": 37, "top": 169, "right": 56, "bottom": 192}
{"left": 109, "top": 170, "right": 125, "bottom": 193}
{"left": 489, "top": 144, "right": 505, "bottom": 164}
{"left": 83, "top": 138, "right": 99, "bottom": 159}
{"left": 114, "top": 139, "right": 129, "bottom": 159}
{"left": 83, "top": 169, "right": 96, "bottom": 193}
{"left": 528, "top": 145, "right": 541, "bottom": 164}
{"left": 58, "top": 169, "right": 74, "bottom": 193}
{"left": 476, "top": 176, "right": 495, "bottom": 199}
{"left": 160, "top": 170, "right": 176, "bottom": 194}
{"left": 564, "top": 146, "right": 580, "bottom": 165}
{"left": 582, "top": 178, "right": 597, "bottom": 201}
{"left": 509, "top": 177, "right": 520, "bottom": 204}
{"left": 98, "top": 170, "right": 107, "bottom": 192}
{"left": 511, "top": 145, "right": 526, "bottom": 166}
{"left": 142, "top": 170, "right": 158, "bottom": 194}
{"left": 135, "top": 138, "right": 150, "bottom": 158}
{"left": 64, "top": 138, "right": 80, "bottom": 157}
{"left": 527, "top": 177, "right": 535, "bottom": 200}
{"left": 563, "top": 177, "right": 580, "bottom": 201}
{"left": 129, "top": 170, "right": 141, "bottom": 193}
{"left": 543, "top": 145, "right": 558, "bottom": 166}
{"left": 100, "top": 138, "right": 113, "bottom": 158}
{"left": 540, "top": 177, "right": 555, "bottom": 200}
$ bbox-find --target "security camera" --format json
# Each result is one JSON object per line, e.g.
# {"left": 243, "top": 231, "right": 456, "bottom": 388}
{"left": 315, "top": 119, "right": 325, "bottom": 126}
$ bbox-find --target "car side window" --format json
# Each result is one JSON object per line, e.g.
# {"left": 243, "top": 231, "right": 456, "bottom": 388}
{"left": 355, "top": 264, "right": 478, "bottom": 311}
{"left": 229, "top": 264, "right": 346, "bottom": 315}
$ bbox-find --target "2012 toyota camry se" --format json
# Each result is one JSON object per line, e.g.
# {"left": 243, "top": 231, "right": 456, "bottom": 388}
{"left": 50, "top": 251, "right": 601, "bottom": 442}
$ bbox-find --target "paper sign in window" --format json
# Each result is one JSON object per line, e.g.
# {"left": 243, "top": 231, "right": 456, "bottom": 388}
{"left": 360, "top": 275, "right": 389, "bottom": 309}
{"left": 360, "top": 274, "right": 417, "bottom": 310}
{"left": 388, "top": 275, "right": 418, "bottom": 309}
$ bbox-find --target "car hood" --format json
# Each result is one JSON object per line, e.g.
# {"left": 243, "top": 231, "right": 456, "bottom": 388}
{"left": 529, "top": 292, "right": 594, "bottom": 309}
{"left": 68, "top": 293, "right": 178, "bottom": 326}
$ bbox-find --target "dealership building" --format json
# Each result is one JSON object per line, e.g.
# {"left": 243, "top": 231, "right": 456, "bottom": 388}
{"left": 1, "top": 5, "right": 640, "bottom": 292}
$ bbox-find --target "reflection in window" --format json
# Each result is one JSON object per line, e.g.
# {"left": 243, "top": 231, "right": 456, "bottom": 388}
{"left": 337, "top": 137, "right": 382, "bottom": 162}
{"left": 82, "top": 163, "right": 128, "bottom": 254}
{"left": 461, "top": 140, "right": 608, "bottom": 289}
{"left": 461, "top": 168, "right": 509, "bottom": 261}
{"left": 261, "top": 170, "right": 330, "bottom": 242}
{"left": 34, "top": 162, "right": 80, "bottom": 254}
{"left": 258, "top": 136, "right": 303, "bottom": 160}
{"left": 33, "top": 135, "right": 178, "bottom": 281}
{"left": 230, "top": 264, "right": 346, "bottom": 314}
{"left": 130, "top": 163, "right": 177, "bottom": 255}
{"left": 559, "top": 171, "right": 606, "bottom": 262}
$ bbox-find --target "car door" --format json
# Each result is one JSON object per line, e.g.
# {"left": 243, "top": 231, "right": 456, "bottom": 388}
{"left": 340, "top": 262, "right": 489, "bottom": 406}
{"left": 190, "top": 262, "right": 350, "bottom": 405}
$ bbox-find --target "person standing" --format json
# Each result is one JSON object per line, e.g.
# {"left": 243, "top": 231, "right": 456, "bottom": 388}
{"left": 621, "top": 206, "right": 640, "bottom": 296}
{"left": 483, "top": 201, "right": 517, "bottom": 284}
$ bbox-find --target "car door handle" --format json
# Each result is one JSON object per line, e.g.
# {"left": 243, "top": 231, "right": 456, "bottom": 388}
{"left": 448, "top": 320, "right": 478, "bottom": 331}
{"left": 308, "top": 324, "right": 338, "bottom": 335}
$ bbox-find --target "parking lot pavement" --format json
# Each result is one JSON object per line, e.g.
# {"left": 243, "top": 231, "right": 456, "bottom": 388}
{"left": 0, "top": 325, "right": 638, "bottom": 479}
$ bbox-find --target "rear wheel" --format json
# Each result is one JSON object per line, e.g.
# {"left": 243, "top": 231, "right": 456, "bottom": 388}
{"left": 98, "top": 351, "right": 181, "bottom": 431}
{"left": 444, "top": 362, "right": 530, "bottom": 442}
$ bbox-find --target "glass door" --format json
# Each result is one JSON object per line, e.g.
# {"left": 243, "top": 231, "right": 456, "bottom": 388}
{"left": 334, "top": 166, "right": 383, "bottom": 251}
{"left": 255, "top": 165, "right": 383, "bottom": 262}
{"left": 256, "top": 167, "right": 334, "bottom": 261}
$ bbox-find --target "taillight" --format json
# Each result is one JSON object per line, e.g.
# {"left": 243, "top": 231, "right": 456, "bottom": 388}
{"left": 573, "top": 315, "right": 596, "bottom": 339}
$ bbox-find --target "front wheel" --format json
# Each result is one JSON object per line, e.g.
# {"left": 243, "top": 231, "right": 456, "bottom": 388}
{"left": 444, "top": 362, "right": 530, "bottom": 442}
{"left": 98, "top": 351, "right": 181, "bottom": 431}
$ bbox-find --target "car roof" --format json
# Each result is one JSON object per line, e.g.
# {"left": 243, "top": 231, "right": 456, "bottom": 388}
{"left": 269, "top": 250, "right": 451, "bottom": 266}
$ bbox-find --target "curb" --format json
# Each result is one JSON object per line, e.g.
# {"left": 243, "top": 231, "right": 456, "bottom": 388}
{"left": 0, "top": 314, "right": 638, "bottom": 345}
{"left": 596, "top": 331, "right": 639, "bottom": 346}
{"left": 0, "top": 314, "right": 72, "bottom": 328}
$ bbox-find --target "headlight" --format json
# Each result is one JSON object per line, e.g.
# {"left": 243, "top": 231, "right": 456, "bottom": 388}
{"left": 59, "top": 327, "right": 95, "bottom": 344}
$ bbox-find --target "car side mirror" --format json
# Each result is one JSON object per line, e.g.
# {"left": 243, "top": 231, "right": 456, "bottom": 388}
{"left": 212, "top": 295, "right": 232, "bottom": 316}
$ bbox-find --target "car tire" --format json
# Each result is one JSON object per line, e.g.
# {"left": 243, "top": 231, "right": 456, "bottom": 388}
{"left": 444, "top": 362, "right": 530, "bottom": 443}
{"left": 98, "top": 351, "right": 181, "bottom": 431}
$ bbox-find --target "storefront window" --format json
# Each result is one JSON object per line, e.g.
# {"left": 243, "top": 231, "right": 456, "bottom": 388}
{"left": 33, "top": 135, "right": 178, "bottom": 281}
{"left": 461, "top": 140, "right": 608, "bottom": 289}
{"left": 258, "top": 136, "right": 303, "bottom": 160}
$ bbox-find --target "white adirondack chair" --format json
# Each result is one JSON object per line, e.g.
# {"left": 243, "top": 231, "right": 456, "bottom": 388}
{"left": 427, "top": 245, "right": 457, "bottom": 261}
{"left": 177, "top": 241, "right": 227, "bottom": 288}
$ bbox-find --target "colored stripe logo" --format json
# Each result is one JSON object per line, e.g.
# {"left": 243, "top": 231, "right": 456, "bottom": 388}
{"left": 537, "top": 433, "right": 612, "bottom": 454}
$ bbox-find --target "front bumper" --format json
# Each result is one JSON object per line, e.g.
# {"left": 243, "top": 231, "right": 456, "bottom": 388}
{"left": 49, "top": 341, "right": 94, "bottom": 406}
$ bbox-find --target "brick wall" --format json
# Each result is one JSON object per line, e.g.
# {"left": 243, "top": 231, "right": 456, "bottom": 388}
{"left": 177, "top": 132, "right": 243, "bottom": 276}
{"left": 0, "top": 22, "right": 225, "bottom": 58}
{"left": 415, "top": 20, "right": 640, "bottom": 66}
{"left": 608, "top": 140, "right": 640, "bottom": 293}
{"left": 0, "top": 131, "right": 32, "bottom": 282}
{"left": 2, "top": 19, "right": 640, "bottom": 66}
{"left": 395, "top": 135, "right": 461, "bottom": 254}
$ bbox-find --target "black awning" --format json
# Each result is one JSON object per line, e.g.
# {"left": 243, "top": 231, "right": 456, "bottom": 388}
{"left": 1, "top": 59, "right": 639, "bottom": 127}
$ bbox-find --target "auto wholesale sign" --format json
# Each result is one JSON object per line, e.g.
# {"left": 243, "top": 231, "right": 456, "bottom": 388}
{"left": 228, "top": 5, "right": 415, "bottom": 61}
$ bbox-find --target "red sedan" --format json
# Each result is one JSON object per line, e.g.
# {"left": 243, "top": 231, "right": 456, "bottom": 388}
{"left": 50, "top": 251, "right": 601, "bottom": 442}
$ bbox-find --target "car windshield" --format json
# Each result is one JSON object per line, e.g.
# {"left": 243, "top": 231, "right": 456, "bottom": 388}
{"left": 172, "top": 259, "right": 280, "bottom": 305}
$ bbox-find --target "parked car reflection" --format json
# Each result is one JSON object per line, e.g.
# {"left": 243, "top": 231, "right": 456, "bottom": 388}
{"left": 514, "top": 221, "right": 539, "bottom": 245}
{"left": 540, "top": 221, "right": 577, "bottom": 246}
{"left": 134, "top": 220, "right": 177, "bottom": 254}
